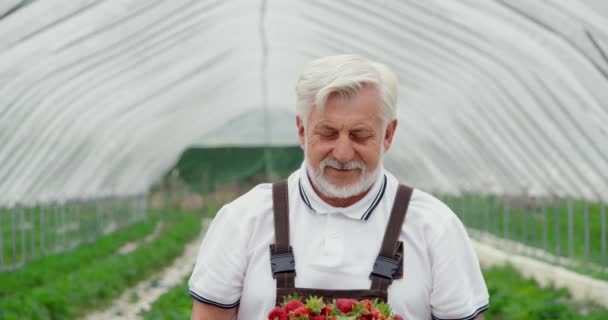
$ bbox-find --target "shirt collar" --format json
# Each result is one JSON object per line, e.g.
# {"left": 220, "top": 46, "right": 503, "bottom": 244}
{"left": 297, "top": 161, "right": 387, "bottom": 221}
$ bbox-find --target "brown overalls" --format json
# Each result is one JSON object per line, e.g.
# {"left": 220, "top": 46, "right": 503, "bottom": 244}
{"left": 270, "top": 181, "right": 413, "bottom": 304}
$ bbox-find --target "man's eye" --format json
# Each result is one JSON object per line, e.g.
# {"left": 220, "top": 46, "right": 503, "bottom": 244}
{"left": 351, "top": 133, "right": 372, "bottom": 141}
{"left": 319, "top": 131, "right": 337, "bottom": 138}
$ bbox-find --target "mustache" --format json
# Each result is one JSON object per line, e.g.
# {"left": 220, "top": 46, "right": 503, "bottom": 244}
{"left": 320, "top": 158, "right": 366, "bottom": 170}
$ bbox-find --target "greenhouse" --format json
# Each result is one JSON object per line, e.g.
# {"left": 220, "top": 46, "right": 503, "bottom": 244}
{"left": 0, "top": 0, "right": 607, "bottom": 319}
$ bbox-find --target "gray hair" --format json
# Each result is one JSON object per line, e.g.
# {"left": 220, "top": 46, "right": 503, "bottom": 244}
{"left": 295, "top": 54, "right": 399, "bottom": 127}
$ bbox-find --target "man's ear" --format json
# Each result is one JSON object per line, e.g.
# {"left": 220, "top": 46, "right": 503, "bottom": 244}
{"left": 296, "top": 115, "right": 305, "bottom": 150}
{"left": 383, "top": 119, "right": 398, "bottom": 152}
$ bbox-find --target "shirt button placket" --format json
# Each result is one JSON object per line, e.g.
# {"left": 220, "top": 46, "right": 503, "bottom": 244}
{"left": 323, "top": 212, "right": 344, "bottom": 265}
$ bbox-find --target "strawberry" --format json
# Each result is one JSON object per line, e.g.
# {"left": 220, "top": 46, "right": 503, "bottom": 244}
{"left": 322, "top": 304, "right": 333, "bottom": 316}
{"left": 267, "top": 306, "right": 288, "bottom": 320}
{"left": 393, "top": 316, "right": 404, "bottom": 320}
{"left": 310, "top": 315, "right": 326, "bottom": 320}
{"left": 284, "top": 299, "right": 305, "bottom": 313}
{"left": 361, "top": 299, "right": 373, "bottom": 312}
{"left": 292, "top": 305, "right": 311, "bottom": 317}
{"left": 335, "top": 298, "right": 358, "bottom": 313}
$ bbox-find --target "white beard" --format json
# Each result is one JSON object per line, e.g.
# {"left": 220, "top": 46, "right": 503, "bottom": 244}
{"left": 305, "top": 150, "right": 383, "bottom": 199}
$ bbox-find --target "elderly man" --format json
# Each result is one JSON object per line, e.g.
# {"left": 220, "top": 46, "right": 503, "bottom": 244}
{"left": 189, "top": 54, "right": 489, "bottom": 320}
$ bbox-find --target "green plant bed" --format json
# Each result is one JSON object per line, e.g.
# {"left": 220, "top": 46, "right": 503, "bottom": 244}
{"left": 141, "top": 281, "right": 191, "bottom": 320}
{"left": 484, "top": 265, "right": 608, "bottom": 320}
{"left": 0, "top": 213, "right": 159, "bottom": 297}
{"left": 0, "top": 210, "right": 204, "bottom": 320}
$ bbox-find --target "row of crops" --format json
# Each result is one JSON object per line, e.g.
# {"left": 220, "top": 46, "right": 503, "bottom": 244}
{"left": 0, "top": 209, "right": 207, "bottom": 320}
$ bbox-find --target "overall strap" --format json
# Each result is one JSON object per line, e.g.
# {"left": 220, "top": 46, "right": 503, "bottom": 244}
{"left": 271, "top": 181, "right": 296, "bottom": 290}
{"left": 370, "top": 184, "right": 413, "bottom": 292}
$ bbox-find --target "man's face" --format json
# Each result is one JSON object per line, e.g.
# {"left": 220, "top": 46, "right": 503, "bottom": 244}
{"left": 297, "top": 85, "right": 397, "bottom": 198}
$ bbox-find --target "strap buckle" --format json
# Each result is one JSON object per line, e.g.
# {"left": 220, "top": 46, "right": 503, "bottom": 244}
{"left": 269, "top": 244, "right": 296, "bottom": 278}
{"left": 370, "top": 254, "right": 402, "bottom": 283}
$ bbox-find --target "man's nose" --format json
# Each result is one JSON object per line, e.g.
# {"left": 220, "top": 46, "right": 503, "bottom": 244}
{"left": 332, "top": 134, "right": 355, "bottom": 163}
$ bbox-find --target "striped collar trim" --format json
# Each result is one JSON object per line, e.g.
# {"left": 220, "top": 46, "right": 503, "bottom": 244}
{"left": 298, "top": 179, "right": 314, "bottom": 211}
{"left": 361, "top": 174, "right": 387, "bottom": 220}
{"left": 431, "top": 304, "right": 489, "bottom": 320}
{"left": 298, "top": 174, "right": 387, "bottom": 221}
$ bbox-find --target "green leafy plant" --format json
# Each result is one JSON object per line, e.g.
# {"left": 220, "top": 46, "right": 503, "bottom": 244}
{"left": 0, "top": 210, "right": 204, "bottom": 320}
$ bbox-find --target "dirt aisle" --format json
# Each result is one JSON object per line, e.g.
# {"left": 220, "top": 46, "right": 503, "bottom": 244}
{"left": 82, "top": 218, "right": 210, "bottom": 320}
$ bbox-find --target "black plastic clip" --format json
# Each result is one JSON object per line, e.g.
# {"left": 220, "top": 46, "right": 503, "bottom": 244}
{"left": 269, "top": 244, "right": 296, "bottom": 278}
{"left": 370, "top": 254, "right": 402, "bottom": 283}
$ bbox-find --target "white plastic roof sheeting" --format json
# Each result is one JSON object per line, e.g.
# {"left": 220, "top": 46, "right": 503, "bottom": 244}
{"left": 0, "top": 0, "right": 607, "bottom": 206}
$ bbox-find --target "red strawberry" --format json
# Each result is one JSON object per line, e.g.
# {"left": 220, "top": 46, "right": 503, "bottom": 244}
{"left": 292, "top": 305, "right": 311, "bottom": 317}
{"left": 335, "top": 299, "right": 358, "bottom": 313}
{"left": 393, "top": 316, "right": 404, "bottom": 320}
{"left": 361, "top": 299, "right": 373, "bottom": 312}
{"left": 377, "top": 314, "right": 387, "bottom": 320}
{"left": 310, "top": 315, "right": 326, "bottom": 320}
{"left": 366, "top": 310, "right": 385, "bottom": 320}
{"left": 268, "top": 306, "right": 288, "bottom": 320}
{"left": 284, "top": 299, "right": 304, "bottom": 313}
{"left": 322, "top": 304, "right": 332, "bottom": 316}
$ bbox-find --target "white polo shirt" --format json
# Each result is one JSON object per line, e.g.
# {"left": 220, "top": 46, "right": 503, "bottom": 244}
{"left": 189, "top": 163, "right": 489, "bottom": 320}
